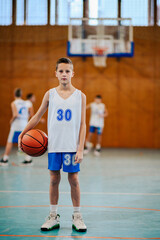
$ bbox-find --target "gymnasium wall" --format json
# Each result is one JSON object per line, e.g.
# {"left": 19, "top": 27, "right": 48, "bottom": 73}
{"left": 0, "top": 26, "right": 160, "bottom": 148}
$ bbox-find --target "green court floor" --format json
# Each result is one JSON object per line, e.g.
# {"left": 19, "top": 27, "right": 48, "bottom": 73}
{"left": 0, "top": 147, "right": 160, "bottom": 240}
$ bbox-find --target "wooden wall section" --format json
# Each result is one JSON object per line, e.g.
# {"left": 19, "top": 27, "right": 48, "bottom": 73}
{"left": 0, "top": 26, "right": 160, "bottom": 148}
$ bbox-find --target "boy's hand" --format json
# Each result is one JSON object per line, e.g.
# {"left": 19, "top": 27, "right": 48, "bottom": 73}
{"left": 74, "top": 150, "right": 83, "bottom": 164}
{"left": 18, "top": 133, "right": 23, "bottom": 150}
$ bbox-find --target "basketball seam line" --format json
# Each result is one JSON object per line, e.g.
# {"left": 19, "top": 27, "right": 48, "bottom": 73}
{"left": 30, "top": 147, "right": 47, "bottom": 156}
{"left": 36, "top": 129, "right": 47, "bottom": 150}
{"left": 24, "top": 133, "right": 44, "bottom": 147}
{"left": 21, "top": 143, "right": 46, "bottom": 156}
{"left": 21, "top": 143, "right": 43, "bottom": 149}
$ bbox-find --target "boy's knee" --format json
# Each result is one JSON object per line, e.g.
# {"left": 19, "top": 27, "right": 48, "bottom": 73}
{"left": 50, "top": 171, "right": 60, "bottom": 186}
{"left": 68, "top": 173, "right": 79, "bottom": 187}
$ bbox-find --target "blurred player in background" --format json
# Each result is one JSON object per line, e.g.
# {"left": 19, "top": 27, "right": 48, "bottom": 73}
{"left": 84, "top": 95, "right": 108, "bottom": 156}
{"left": 26, "top": 93, "right": 45, "bottom": 124}
{"left": 0, "top": 88, "right": 32, "bottom": 166}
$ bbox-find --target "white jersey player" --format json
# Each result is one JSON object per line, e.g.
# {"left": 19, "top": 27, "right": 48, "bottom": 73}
{"left": 84, "top": 95, "right": 108, "bottom": 156}
{"left": 19, "top": 58, "right": 87, "bottom": 232}
{"left": 26, "top": 93, "right": 45, "bottom": 124}
{"left": 0, "top": 88, "right": 32, "bottom": 166}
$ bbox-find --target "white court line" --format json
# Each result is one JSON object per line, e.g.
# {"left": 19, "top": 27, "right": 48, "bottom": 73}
{"left": 0, "top": 190, "right": 160, "bottom": 196}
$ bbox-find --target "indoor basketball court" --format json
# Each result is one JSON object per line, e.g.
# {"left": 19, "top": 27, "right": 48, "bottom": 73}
{"left": 0, "top": 0, "right": 160, "bottom": 239}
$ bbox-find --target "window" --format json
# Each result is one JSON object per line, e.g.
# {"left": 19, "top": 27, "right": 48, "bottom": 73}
{"left": 26, "top": 0, "right": 47, "bottom": 25}
{"left": 16, "top": 0, "right": 24, "bottom": 25}
{"left": 57, "top": 0, "right": 69, "bottom": 25}
{"left": 50, "top": 0, "right": 55, "bottom": 25}
{"left": 121, "top": 0, "right": 149, "bottom": 26}
{"left": 0, "top": 0, "right": 12, "bottom": 25}
{"left": 70, "top": 0, "right": 83, "bottom": 21}
{"left": 16, "top": 0, "right": 48, "bottom": 25}
{"left": 57, "top": 0, "right": 83, "bottom": 25}
{"left": 158, "top": 0, "right": 160, "bottom": 25}
{"left": 89, "top": 0, "right": 118, "bottom": 25}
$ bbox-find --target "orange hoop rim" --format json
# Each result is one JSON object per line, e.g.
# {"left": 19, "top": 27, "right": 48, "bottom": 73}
{"left": 92, "top": 47, "right": 108, "bottom": 56}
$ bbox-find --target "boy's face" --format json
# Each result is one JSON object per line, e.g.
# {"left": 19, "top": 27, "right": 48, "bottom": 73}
{"left": 95, "top": 97, "right": 102, "bottom": 104}
{"left": 30, "top": 95, "right": 36, "bottom": 103}
{"left": 55, "top": 63, "right": 74, "bottom": 86}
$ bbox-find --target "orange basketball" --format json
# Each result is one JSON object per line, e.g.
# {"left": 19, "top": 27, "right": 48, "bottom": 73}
{"left": 21, "top": 129, "right": 48, "bottom": 157}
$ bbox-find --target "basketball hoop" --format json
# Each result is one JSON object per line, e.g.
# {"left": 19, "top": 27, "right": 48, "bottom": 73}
{"left": 92, "top": 47, "right": 108, "bottom": 67}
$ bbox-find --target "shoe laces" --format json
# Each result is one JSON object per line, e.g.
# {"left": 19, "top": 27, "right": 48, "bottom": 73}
{"left": 74, "top": 213, "right": 84, "bottom": 224}
{"left": 45, "top": 213, "right": 56, "bottom": 222}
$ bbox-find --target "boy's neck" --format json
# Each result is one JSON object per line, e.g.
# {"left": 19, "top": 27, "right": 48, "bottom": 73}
{"left": 15, "top": 97, "right": 22, "bottom": 100}
{"left": 58, "top": 84, "right": 75, "bottom": 91}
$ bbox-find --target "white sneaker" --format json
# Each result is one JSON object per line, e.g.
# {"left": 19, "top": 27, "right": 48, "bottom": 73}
{"left": 0, "top": 159, "right": 9, "bottom": 166}
{"left": 84, "top": 142, "right": 93, "bottom": 155}
{"left": 41, "top": 213, "right": 60, "bottom": 231}
{"left": 72, "top": 212, "right": 87, "bottom": 232}
{"left": 84, "top": 148, "right": 89, "bottom": 155}
{"left": 20, "top": 160, "right": 33, "bottom": 166}
{"left": 94, "top": 150, "right": 100, "bottom": 156}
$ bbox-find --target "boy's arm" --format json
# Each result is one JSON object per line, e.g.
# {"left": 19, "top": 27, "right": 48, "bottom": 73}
{"left": 99, "top": 105, "right": 108, "bottom": 118}
{"left": 10, "top": 102, "right": 18, "bottom": 125}
{"left": 104, "top": 106, "right": 108, "bottom": 118}
{"left": 86, "top": 103, "right": 91, "bottom": 110}
{"left": 18, "top": 91, "right": 49, "bottom": 147}
{"left": 75, "top": 93, "right": 86, "bottom": 164}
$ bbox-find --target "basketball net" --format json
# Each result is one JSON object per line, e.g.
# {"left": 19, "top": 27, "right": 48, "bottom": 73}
{"left": 92, "top": 47, "right": 108, "bottom": 67}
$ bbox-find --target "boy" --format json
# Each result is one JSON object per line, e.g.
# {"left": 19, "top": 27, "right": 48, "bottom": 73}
{"left": 26, "top": 92, "right": 45, "bottom": 123}
{"left": 84, "top": 95, "right": 108, "bottom": 156}
{"left": 18, "top": 58, "right": 87, "bottom": 232}
{"left": 0, "top": 88, "right": 32, "bottom": 166}
{"left": 25, "top": 93, "right": 36, "bottom": 117}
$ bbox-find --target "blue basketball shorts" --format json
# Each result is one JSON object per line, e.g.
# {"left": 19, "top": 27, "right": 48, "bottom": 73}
{"left": 48, "top": 152, "right": 80, "bottom": 173}
{"left": 7, "top": 129, "right": 22, "bottom": 143}
{"left": 89, "top": 126, "right": 103, "bottom": 135}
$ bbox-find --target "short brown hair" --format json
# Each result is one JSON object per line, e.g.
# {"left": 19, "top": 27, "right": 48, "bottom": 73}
{"left": 95, "top": 95, "right": 102, "bottom": 99}
{"left": 14, "top": 88, "right": 22, "bottom": 97}
{"left": 56, "top": 57, "right": 73, "bottom": 71}
{"left": 26, "top": 93, "right": 34, "bottom": 100}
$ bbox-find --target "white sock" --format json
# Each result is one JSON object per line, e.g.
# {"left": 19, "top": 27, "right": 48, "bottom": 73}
{"left": 3, "top": 155, "right": 9, "bottom": 161}
{"left": 50, "top": 205, "right": 58, "bottom": 214}
{"left": 96, "top": 144, "right": 101, "bottom": 150}
{"left": 73, "top": 206, "right": 80, "bottom": 213}
{"left": 86, "top": 142, "right": 93, "bottom": 149}
{"left": 25, "top": 155, "right": 32, "bottom": 161}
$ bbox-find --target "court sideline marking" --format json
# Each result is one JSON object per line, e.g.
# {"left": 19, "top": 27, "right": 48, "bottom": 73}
{"left": 0, "top": 234, "right": 160, "bottom": 239}
{"left": 0, "top": 205, "right": 160, "bottom": 212}
{"left": 0, "top": 190, "right": 160, "bottom": 196}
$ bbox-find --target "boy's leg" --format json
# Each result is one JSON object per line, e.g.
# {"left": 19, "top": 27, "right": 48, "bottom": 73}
{"left": 94, "top": 128, "right": 103, "bottom": 156}
{"left": 0, "top": 142, "right": 12, "bottom": 166}
{"left": 84, "top": 127, "right": 94, "bottom": 154}
{"left": 68, "top": 172, "right": 80, "bottom": 207}
{"left": 68, "top": 172, "right": 87, "bottom": 232}
{"left": 50, "top": 170, "right": 61, "bottom": 205}
{"left": 41, "top": 170, "right": 60, "bottom": 231}
{"left": 1, "top": 130, "right": 22, "bottom": 166}
{"left": 3, "top": 142, "right": 13, "bottom": 156}
{"left": 97, "top": 132, "right": 102, "bottom": 145}
{"left": 41, "top": 153, "right": 62, "bottom": 232}
{"left": 86, "top": 131, "right": 93, "bottom": 143}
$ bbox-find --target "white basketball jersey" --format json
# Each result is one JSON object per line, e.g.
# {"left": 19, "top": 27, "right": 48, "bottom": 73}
{"left": 25, "top": 100, "right": 33, "bottom": 108}
{"left": 11, "top": 99, "right": 29, "bottom": 131}
{"left": 89, "top": 102, "right": 105, "bottom": 128}
{"left": 48, "top": 88, "right": 82, "bottom": 153}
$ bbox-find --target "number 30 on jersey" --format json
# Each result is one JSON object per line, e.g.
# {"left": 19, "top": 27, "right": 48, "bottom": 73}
{"left": 57, "top": 109, "right": 72, "bottom": 121}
